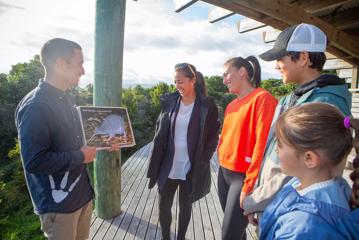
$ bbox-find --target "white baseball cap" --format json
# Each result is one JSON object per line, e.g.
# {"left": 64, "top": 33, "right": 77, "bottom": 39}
{"left": 259, "top": 23, "right": 327, "bottom": 61}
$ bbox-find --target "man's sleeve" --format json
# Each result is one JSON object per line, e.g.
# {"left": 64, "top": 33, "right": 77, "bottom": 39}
{"left": 243, "top": 160, "right": 291, "bottom": 214}
{"left": 17, "top": 103, "right": 84, "bottom": 175}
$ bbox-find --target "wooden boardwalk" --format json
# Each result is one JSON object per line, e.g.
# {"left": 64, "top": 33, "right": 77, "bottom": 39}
{"left": 89, "top": 143, "right": 257, "bottom": 240}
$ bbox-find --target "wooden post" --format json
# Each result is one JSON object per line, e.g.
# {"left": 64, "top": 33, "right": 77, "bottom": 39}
{"left": 352, "top": 67, "right": 358, "bottom": 89}
{"left": 93, "top": 0, "right": 126, "bottom": 219}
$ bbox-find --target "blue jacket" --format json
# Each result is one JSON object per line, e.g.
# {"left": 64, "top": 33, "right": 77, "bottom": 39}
{"left": 259, "top": 177, "right": 359, "bottom": 240}
{"left": 265, "top": 75, "right": 351, "bottom": 166}
{"left": 15, "top": 81, "right": 93, "bottom": 214}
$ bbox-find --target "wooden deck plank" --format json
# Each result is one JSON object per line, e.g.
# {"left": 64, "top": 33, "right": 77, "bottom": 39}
{"left": 144, "top": 193, "right": 160, "bottom": 240}
{"left": 209, "top": 155, "right": 224, "bottom": 223}
{"left": 133, "top": 187, "right": 157, "bottom": 239}
{"left": 199, "top": 197, "right": 215, "bottom": 239}
{"left": 100, "top": 146, "right": 151, "bottom": 239}
{"left": 112, "top": 157, "right": 150, "bottom": 239}
{"left": 122, "top": 164, "right": 154, "bottom": 239}
{"left": 91, "top": 145, "right": 149, "bottom": 239}
{"left": 192, "top": 201, "right": 205, "bottom": 239}
{"left": 172, "top": 190, "right": 179, "bottom": 240}
{"left": 204, "top": 193, "right": 222, "bottom": 240}
{"left": 186, "top": 210, "right": 195, "bottom": 240}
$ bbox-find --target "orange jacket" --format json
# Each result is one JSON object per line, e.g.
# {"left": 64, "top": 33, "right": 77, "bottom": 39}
{"left": 218, "top": 88, "right": 277, "bottom": 194}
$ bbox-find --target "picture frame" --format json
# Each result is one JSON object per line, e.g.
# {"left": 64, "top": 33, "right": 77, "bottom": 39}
{"left": 77, "top": 106, "right": 136, "bottom": 150}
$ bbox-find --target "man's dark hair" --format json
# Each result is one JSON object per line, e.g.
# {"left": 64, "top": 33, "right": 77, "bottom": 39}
{"left": 287, "top": 51, "right": 326, "bottom": 71}
{"left": 40, "top": 38, "right": 82, "bottom": 72}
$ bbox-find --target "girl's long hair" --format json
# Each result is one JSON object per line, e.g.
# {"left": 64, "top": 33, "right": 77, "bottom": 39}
{"left": 275, "top": 102, "right": 358, "bottom": 209}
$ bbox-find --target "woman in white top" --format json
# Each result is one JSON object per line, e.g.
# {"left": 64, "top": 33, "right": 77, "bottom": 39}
{"left": 147, "top": 63, "right": 220, "bottom": 240}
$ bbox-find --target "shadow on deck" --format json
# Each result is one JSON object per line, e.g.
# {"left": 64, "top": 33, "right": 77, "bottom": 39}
{"left": 89, "top": 143, "right": 257, "bottom": 240}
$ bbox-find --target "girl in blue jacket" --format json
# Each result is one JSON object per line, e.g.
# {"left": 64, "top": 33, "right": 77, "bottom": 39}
{"left": 259, "top": 102, "right": 359, "bottom": 240}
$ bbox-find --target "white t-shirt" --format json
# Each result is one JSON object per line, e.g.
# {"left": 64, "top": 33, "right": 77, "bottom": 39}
{"left": 168, "top": 101, "right": 194, "bottom": 180}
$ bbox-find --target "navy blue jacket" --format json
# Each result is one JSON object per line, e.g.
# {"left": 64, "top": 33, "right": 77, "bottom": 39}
{"left": 15, "top": 81, "right": 93, "bottom": 214}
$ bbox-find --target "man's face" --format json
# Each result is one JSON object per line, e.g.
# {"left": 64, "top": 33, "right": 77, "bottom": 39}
{"left": 275, "top": 55, "right": 301, "bottom": 84}
{"left": 62, "top": 49, "right": 85, "bottom": 88}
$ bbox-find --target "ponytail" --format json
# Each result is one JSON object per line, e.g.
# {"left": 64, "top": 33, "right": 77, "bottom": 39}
{"left": 245, "top": 56, "right": 261, "bottom": 88}
{"left": 349, "top": 118, "right": 359, "bottom": 210}
{"left": 224, "top": 56, "right": 261, "bottom": 88}
{"left": 195, "top": 71, "right": 207, "bottom": 96}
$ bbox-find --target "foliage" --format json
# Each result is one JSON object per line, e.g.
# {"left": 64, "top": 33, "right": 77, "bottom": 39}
{"left": 261, "top": 78, "right": 297, "bottom": 99}
{"left": 0, "top": 56, "right": 45, "bottom": 239}
{"left": 0, "top": 57, "right": 43, "bottom": 163}
{"left": 205, "top": 76, "right": 236, "bottom": 123}
{"left": 121, "top": 83, "right": 176, "bottom": 159}
{"left": 0, "top": 143, "right": 45, "bottom": 240}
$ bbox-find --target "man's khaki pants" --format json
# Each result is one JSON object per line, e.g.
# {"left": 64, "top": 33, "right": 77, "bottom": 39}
{"left": 39, "top": 201, "right": 92, "bottom": 240}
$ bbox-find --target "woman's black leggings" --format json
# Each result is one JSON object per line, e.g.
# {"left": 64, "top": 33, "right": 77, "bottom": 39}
{"left": 158, "top": 178, "right": 192, "bottom": 240}
{"left": 218, "top": 167, "right": 248, "bottom": 240}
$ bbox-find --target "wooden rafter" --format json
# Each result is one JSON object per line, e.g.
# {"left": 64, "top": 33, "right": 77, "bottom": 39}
{"left": 322, "top": 7, "right": 359, "bottom": 30}
{"left": 290, "top": 0, "right": 352, "bottom": 14}
{"left": 232, "top": 0, "right": 359, "bottom": 58}
{"left": 201, "top": 0, "right": 359, "bottom": 67}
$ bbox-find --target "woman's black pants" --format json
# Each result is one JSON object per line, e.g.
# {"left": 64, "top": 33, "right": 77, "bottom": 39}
{"left": 158, "top": 178, "right": 192, "bottom": 240}
{"left": 218, "top": 167, "right": 248, "bottom": 240}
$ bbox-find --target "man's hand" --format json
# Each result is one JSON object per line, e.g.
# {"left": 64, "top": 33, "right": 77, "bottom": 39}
{"left": 105, "top": 137, "right": 121, "bottom": 152}
{"left": 81, "top": 146, "right": 97, "bottom": 163}
{"left": 239, "top": 191, "right": 247, "bottom": 209}
{"left": 247, "top": 213, "right": 258, "bottom": 226}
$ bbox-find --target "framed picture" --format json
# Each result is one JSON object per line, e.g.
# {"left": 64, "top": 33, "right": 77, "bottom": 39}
{"left": 77, "top": 106, "right": 136, "bottom": 149}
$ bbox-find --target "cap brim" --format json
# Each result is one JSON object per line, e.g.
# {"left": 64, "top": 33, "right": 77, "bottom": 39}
{"left": 259, "top": 49, "right": 288, "bottom": 61}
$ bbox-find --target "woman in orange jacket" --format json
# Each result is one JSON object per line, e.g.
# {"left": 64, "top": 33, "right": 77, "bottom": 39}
{"left": 217, "top": 56, "right": 277, "bottom": 240}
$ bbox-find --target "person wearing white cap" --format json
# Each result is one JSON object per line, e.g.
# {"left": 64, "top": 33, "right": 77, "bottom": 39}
{"left": 242, "top": 23, "right": 352, "bottom": 231}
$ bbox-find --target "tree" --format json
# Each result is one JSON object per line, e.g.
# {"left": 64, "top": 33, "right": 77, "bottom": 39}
{"left": 261, "top": 78, "right": 296, "bottom": 99}
{"left": 205, "top": 76, "right": 235, "bottom": 123}
{"left": 121, "top": 83, "right": 175, "bottom": 159}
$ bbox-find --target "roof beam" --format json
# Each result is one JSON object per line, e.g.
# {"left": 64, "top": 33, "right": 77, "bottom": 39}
{"left": 227, "top": 0, "right": 359, "bottom": 64}
{"left": 201, "top": 0, "right": 359, "bottom": 66}
{"left": 208, "top": 7, "right": 235, "bottom": 23}
{"left": 237, "top": 18, "right": 266, "bottom": 33}
{"left": 337, "top": 69, "right": 353, "bottom": 78}
{"left": 201, "top": 0, "right": 288, "bottom": 29}
{"left": 323, "top": 7, "right": 359, "bottom": 30}
{"left": 262, "top": 29, "right": 280, "bottom": 43}
{"left": 324, "top": 59, "right": 353, "bottom": 70}
{"left": 325, "top": 52, "right": 338, "bottom": 60}
{"left": 290, "top": 0, "right": 352, "bottom": 14}
{"left": 174, "top": 0, "right": 198, "bottom": 13}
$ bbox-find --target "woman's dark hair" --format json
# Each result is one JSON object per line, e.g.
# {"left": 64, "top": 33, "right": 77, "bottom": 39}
{"left": 224, "top": 56, "right": 261, "bottom": 88}
{"left": 275, "top": 102, "right": 359, "bottom": 209}
{"left": 287, "top": 51, "right": 326, "bottom": 71}
{"left": 175, "top": 63, "right": 207, "bottom": 96}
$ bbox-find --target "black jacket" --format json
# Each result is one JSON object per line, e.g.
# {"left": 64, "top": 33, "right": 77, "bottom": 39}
{"left": 147, "top": 91, "right": 220, "bottom": 202}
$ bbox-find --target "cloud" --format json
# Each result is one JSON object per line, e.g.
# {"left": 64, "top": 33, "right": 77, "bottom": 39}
{"left": 0, "top": 0, "right": 281, "bottom": 87}
{"left": 0, "top": 2, "right": 24, "bottom": 15}
{"left": 121, "top": 1, "right": 281, "bottom": 85}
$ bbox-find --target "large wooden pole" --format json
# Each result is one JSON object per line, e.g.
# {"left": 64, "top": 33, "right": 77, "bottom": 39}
{"left": 93, "top": 0, "right": 126, "bottom": 219}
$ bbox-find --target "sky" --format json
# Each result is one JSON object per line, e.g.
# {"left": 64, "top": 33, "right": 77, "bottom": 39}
{"left": 0, "top": 0, "right": 280, "bottom": 88}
